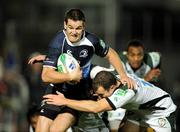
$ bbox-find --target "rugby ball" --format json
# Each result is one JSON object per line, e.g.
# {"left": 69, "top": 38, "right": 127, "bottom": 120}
{"left": 57, "top": 53, "right": 79, "bottom": 85}
{"left": 57, "top": 53, "right": 79, "bottom": 73}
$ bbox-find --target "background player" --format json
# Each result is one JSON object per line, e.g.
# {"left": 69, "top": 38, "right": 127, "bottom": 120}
{"left": 107, "top": 39, "right": 162, "bottom": 131}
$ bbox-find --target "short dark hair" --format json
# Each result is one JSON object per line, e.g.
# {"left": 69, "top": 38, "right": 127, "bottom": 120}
{"left": 127, "top": 39, "right": 144, "bottom": 51}
{"left": 64, "top": 8, "right": 85, "bottom": 23}
{"left": 92, "top": 71, "right": 117, "bottom": 92}
{"left": 27, "top": 103, "right": 40, "bottom": 124}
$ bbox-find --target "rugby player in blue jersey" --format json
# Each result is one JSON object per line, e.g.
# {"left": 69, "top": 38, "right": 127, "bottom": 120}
{"left": 29, "top": 8, "right": 135, "bottom": 132}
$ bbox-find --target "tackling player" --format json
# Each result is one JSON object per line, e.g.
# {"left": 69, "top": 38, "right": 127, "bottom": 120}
{"left": 44, "top": 67, "right": 177, "bottom": 132}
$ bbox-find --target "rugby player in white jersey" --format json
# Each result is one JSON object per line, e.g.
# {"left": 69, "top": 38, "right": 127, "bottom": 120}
{"left": 44, "top": 66, "right": 177, "bottom": 132}
{"left": 108, "top": 39, "right": 162, "bottom": 131}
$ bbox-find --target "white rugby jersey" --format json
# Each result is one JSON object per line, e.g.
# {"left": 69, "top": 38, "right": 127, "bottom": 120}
{"left": 110, "top": 51, "right": 161, "bottom": 79}
{"left": 120, "top": 51, "right": 161, "bottom": 78}
{"left": 106, "top": 74, "right": 176, "bottom": 116}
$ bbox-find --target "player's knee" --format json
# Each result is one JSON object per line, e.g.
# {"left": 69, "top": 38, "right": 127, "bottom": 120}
{"left": 49, "top": 124, "right": 67, "bottom": 132}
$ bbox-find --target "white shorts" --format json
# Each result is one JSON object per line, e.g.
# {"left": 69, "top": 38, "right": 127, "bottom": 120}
{"left": 107, "top": 108, "right": 126, "bottom": 130}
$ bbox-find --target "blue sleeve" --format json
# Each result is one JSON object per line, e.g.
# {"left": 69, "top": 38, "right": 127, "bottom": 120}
{"left": 43, "top": 32, "right": 64, "bottom": 68}
{"left": 86, "top": 33, "right": 109, "bottom": 57}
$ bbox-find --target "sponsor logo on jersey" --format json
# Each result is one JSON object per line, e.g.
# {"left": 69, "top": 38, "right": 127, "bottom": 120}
{"left": 67, "top": 50, "right": 72, "bottom": 56}
{"left": 117, "top": 89, "right": 128, "bottom": 96}
{"left": 116, "top": 84, "right": 128, "bottom": 96}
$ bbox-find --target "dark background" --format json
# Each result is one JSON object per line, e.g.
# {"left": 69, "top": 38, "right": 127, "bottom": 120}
{"left": 0, "top": 0, "right": 180, "bottom": 130}
{"left": 1, "top": 0, "right": 180, "bottom": 88}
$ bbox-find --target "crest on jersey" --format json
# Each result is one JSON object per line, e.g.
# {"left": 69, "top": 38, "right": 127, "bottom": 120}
{"left": 80, "top": 49, "right": 88, "bottom": 58}
{"left": 158, "top": 118, "right": 166, "bottom": 127}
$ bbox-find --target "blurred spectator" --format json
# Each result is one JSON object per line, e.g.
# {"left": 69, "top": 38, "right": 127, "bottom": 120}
{"left": 0, "top": 56, "right": 29, "bottom": 131}
{"left": 24, "top": 52, "right": 45, "bottom": 106}
{"left": 0, "top": 22, "right": 30, "bottom": 129}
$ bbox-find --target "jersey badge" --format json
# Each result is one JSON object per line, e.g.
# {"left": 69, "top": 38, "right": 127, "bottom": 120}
{"left": 158, "top": 118, "right": 166, "bottom": 127}
{"left": 80, "top": 49, "right": 88, "bottom": 58}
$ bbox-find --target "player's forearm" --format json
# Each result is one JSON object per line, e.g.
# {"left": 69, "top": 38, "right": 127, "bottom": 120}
{"left": 107, "top": 48, "right": 127, "bottom": 77}
{"left": 41, "top": 68, "right": 72, "bottom": 83}
{"left": 65, "top": 99, "right": 101, "bottom": 113}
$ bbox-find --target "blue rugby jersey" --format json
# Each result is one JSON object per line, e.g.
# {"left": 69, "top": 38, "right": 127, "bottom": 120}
{"left": 43, "top": 30, "right": 109, "bottom": 78}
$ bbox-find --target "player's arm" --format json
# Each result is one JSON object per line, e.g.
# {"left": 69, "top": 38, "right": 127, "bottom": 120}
{"left": 43, "top": 92, "right": 112, "bottom": 113}
{"left": 28, "top": 54, "right": 46, "bottom": 64}
{"left": 41, "top": 66, "right": 82, "bottom": 83}
{"left": 144, "top": 52, "right": 161, "bottom": 82}
{"left": 144, "top": 68, "right": 161, "bottom": 82}
{"left": 105, "top": 48, "right": 135, "bottom": 89}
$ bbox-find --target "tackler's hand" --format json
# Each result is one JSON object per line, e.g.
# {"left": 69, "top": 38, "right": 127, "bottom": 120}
{"left": 43, "top": 91, "right": 66, "bottom": 106}
{"left": 120, "top": 75, "right": 135, "bottom": 89}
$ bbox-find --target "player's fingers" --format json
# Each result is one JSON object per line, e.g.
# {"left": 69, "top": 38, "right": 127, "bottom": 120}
{"left": 128, "top": 81, "right": 133, "bottom": 89}
{"left": 131, "top": 79, "right": 136, "bottom": 89}
{"left": 127, "top": 79, "right": 134, "bottom": 89}
{"left": 43, "top": 94, "right": 54, "bottom": 99}
{"left": 46, "top": 101, "right": 55, "bottom": 105}
{"left": 44, "top": 98, "right": 53, "bottom": 103}
{"left": 28, "top": 59, "right": 33, "bottom": 64}
{"left": 56, "top": 91, "right": 62, "bottom": 95}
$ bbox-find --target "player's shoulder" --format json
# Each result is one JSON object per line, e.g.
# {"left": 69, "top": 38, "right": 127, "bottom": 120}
{"left": 85, "top": 31, "right": 100, "bottom": 43}
{"left": 49, "top": 31, "right": 65, "bottom": 47}
{"left": 144, "top": 51, "right": 161, "bottom": 68}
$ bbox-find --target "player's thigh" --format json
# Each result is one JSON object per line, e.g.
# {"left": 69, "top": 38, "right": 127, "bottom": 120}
{"left": 118, "top": 119, "right": 142, "bottom": 132}
{"left": 50, "top": 112, "right": 76, "bottom": 132}
{"left": 35, "top": 115, "right": 53, "bottom": 132}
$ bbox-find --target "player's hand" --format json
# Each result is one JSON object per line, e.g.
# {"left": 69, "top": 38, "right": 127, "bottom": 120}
{"left": 144, "top": 68, "right": 161, "bottom": 82}
{"left": 68, "top": 65, "right": 82, "bottom": 82}
{"left": 43, "top": 91, "right": 66, "bottom": 106}
{"left": 120, "top": 75, "right": 135, "bottom": 89}
{"left": 28, "top": 55, "right": 46, "bottom": 64}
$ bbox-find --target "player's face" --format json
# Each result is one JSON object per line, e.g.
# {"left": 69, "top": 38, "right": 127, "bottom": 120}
{"left": 95, "top": 86, "right": 113, "bottom": 99}
{"left": 127, "top": 46, "right": 144, "bottom": 69}
{"left": 64, "top": 19, "right": 85, "bottom": 43}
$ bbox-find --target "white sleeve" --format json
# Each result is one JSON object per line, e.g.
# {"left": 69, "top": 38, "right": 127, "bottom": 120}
{"left": 106, "top": 88, "right": 135, "bottom": 110}
{"left": 149, "top": 52, "right": 161, "bottom": 68}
